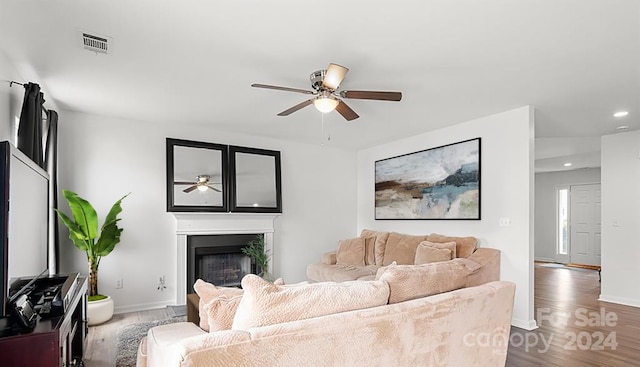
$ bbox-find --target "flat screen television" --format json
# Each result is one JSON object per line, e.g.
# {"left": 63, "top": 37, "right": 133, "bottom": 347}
{"left": 0, "top": 141, "right": 50, "bottom": 318}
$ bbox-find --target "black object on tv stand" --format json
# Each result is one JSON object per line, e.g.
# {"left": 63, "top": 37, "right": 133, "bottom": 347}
{"left": 0, "top": 274, "right": 88, "bottom": 367}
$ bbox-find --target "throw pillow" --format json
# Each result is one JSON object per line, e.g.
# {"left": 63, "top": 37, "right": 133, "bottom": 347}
{"left": 336, "top": 237, "right": 366, "bottom": 266}
{"left": 193, "top": 279, "right": 244, "bottom": 332}
{"left": 374, "top": 260, "right": 397, "bottom": 279}
{"left": 202, "top": 295, "right": 243, "bottom": 332}
{"left": 193, "top": 278, "right": 284, "bottom": 331}
{"left": 360, "top": 229, "right": 390, "bottom": 265}
{"left": 414, "top": 241, "right": 457, "bottom": 264}
{"left": 376, "top": 259, "right": 478, "bottom": 304}
{"left": 382, "top": 232, "right": 427, "bottom": 265}
{"left": 414, "top": 246, "right": 451, "bottom": 264}
{"left": 232, "top": 274, "right": 390, "bottom": 330}
{"left": 427, "top": 233, "right": 478, "bottom": 258}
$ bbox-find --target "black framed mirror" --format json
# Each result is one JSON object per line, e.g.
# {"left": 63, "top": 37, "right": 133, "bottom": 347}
{"left": 229, "top": 145, "right": 282, "bottom": 213}
{"left": 166, "top": 138, "right": 229, "bottom": 212}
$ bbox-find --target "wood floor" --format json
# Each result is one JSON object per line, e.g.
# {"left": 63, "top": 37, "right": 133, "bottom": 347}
{"left": 84, "top": 307, "right": 172, "bottom": 367}
{"left": 83, "top": 264, "right": 640, "bottom": 366}
{"left": 506, "top": 263, "right": 640, "bottom": 367}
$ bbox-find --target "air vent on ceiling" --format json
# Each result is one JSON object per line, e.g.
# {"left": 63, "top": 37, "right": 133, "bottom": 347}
{"left": 81, "top": 32, "right": 109, "bottom": 54}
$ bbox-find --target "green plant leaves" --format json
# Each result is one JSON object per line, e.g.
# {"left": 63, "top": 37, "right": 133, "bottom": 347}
{"left": 242, "top": 234, "right": 269, "bottom": 270}
{"left": 95, "top": 193, "right": 129, "bottom": 257}
{"left": 61, "top": 190, "right": 99, "bottom": 240}
{"left": 53, "top": 209, "right": 90, "bottom": 251}
{"left": 54, "top": 190, "right": 129, "bottom": 268}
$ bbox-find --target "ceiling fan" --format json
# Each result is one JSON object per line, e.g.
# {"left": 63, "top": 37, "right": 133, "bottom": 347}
{"left": 251, "top": 63, "right": 402, "bottom": 121}
{"left": 174, "top": 175, "right": 221, "bottom": 193}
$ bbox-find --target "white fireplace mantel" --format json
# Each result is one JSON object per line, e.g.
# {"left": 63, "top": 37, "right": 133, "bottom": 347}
{"left": 172, "top": 212, "right": 279, "bottom": 305}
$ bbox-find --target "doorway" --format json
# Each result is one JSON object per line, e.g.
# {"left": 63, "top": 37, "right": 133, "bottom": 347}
{"left": 556, "top": 183, "right": 601, "bottom": 266}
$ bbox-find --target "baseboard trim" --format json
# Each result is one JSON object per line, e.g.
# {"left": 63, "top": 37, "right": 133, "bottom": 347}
{"left": 598, "top": 294, "right": 640, "bottom": 309}
{"left": 534, "top": 257, "right": 557, "bottom": 263}
{"left": 511, "top": 317, "right": 538, "bottom": 330}
{"left": 114, "top": 300, "right": 176, "bottom": 315}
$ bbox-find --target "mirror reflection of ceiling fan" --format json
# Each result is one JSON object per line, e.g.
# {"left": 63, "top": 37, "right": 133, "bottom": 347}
{"left": 251, "top": 63, "right": 402, "bottom": 121}
{"left": 174, "top": 175, "right": 221, "bottom": 193}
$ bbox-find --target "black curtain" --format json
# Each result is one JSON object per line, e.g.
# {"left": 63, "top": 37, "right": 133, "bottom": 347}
{"left": 45, "top": 110, "right": 59, "bottom": 274}
{"left": 17, "top": 83, "right": 45, "bottom": 168}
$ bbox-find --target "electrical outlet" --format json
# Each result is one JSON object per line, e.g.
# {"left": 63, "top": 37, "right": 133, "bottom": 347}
{"left": 157, "top": 275, "right": 166, "bottom": 291}
{"left": 499, "top": 218, "right": 512, "bottom": 227}
{"left": 116, "top": 279, "right": 123, "bottom": 289}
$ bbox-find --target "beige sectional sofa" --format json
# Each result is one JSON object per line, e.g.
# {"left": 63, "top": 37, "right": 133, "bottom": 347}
{"left": 307, "top": 230, "right": 500, "bottom": 290}
{"left": 138, "top": 277, "right": 515, "bottom": 367}
{"left": 137, "top": 231, "right": 510, "bottom": 367}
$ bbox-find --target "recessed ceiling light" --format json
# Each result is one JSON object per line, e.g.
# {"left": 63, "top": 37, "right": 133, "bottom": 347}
{"left": 563, "top": 163, "right": 572, "bottom": 167}
{"left": 613, "top": 111, "right": 629, "bottom": 118}
{"left": 616, "top": 125, "right": 629, "bottom": 131}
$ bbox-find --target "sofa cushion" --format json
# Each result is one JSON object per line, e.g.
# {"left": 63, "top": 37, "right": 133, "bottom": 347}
{"left": 307, "top": 263, "right": 380, "bottom": 282}
{"left": 193, "top": 279, "right": 244, "bottom": 332}
{"left": 414, "top": 241, "right": 457, "bottom": 264}
{"left": 427, "top": 233, "right": 478, "bottom": 258}
{"left": 382, "top": 232, "right": 427, "bottom": 265}
{"left": 336, "top": 237, "right": 366, "bottom": 266}
{"left": 414, "top": 246, "right": 451, "bottom": 264}
{"left": 376, "top": 259, "right": 479, "bottom": 304}
{"left": 232, "top": 274, "right": 390, "bottom": 330}
{"left": 360, "top": 229, "right": 390, "bottom": 265}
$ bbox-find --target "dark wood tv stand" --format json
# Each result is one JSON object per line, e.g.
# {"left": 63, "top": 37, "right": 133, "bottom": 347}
{"left": 0, "top": 275, "right": 88, "bottom": 367}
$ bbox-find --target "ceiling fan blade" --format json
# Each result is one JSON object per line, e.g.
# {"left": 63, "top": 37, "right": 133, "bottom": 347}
{"left": 335, "top": 100, "right": 359, "bottom": 121}
{"left": 340, "top": 90, "right": 402, "bottom": 101}
{"left": 174, "top": 181, "right": 195, "bottom": 185}
{"left": 322, "top": 63, "right": 349, "bottom": 90}
{"left": 207, "top": 185, "right": 221, "bottom": 192}
{"left": 183, "top": 185, "right": 197, "bottom": 193}
{"left": 251, "top": 83, "right": 314, "bottom": 95}
{"left": 277, "top": 98, "right": 315, "bottom": 116}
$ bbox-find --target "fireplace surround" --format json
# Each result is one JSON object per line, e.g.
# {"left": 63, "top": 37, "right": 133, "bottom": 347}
{"left": 173, "top": 213, "right": 277, "bottom": 305}
{"left": 186, "top": 233, "right": 261, "bottom": 291}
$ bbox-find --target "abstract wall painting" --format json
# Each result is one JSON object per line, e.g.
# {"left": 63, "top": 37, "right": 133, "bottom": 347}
{"left": 375, "top": 138, "right": 481, "bottom": 220}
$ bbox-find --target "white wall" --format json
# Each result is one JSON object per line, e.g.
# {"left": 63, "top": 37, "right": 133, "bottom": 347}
{"left": 600, "top": 130, "right": 640, "bottom": 307}
{"left": 357, "top": 106, "right": 536, "bottom": 330}
{"left": 534, "top": 168, "right": 601, "bottom": 262}
{"left": 0, "top": 50, "right": 26, "bottom": 142}
{"left": 57, "top": 110, "right": 357, "bottom": 313}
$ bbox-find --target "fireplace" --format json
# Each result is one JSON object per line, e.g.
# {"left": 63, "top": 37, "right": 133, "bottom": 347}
{"left": 172, "top": 213, "right": 278, "bottom": 305}
{"left": 187, "top": 234, "right": 261, "bottom": 291}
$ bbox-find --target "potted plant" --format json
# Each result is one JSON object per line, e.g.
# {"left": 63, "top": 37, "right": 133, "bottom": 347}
{"left": 54, "top": 189, "right": 129, "bottom": 325}
{"left": 241, "top": 234, "right": 273, "bottom": 281}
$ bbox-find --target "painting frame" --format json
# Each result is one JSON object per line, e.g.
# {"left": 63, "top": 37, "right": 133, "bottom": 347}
{"left": 374, "top": 138, "right": 481, "bottom": 220}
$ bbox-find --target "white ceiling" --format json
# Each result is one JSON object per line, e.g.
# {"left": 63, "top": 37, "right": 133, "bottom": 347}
{"left": 1, "top": 1, "right": 638, "bottom": 172}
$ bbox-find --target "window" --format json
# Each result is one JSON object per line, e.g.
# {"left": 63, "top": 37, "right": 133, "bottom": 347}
{"left": 557, "top": 188, "right": 569, "bottom": 255}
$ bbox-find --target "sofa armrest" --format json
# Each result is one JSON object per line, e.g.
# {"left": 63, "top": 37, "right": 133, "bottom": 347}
{"left": 321, "top": 251, "right": 337, "bottom": 265}
{"left": 147, "top": 322, "right": 207, "bottom": 367}
{"left": 465, "top": 248, "right": 500, "bottom": 288}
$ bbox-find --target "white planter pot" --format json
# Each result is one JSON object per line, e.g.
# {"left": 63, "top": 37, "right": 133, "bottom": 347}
{"left": 87, "top": 295, "right": 114, "bottom": 326}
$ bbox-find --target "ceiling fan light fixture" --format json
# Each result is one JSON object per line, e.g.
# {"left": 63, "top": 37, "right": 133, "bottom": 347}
{"left": 322, "top": 63, "right": 349, "bottom": 90}
{"left": 314, "top": 96, "right": 339, "bottom": 113}
{"left": 197, "top": 184, "right": 208, "bottom": 192}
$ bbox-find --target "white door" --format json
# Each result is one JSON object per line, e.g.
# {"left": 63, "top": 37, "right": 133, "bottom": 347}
{"left": 569, "top": 184, "right": 601, "bottom": 266}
